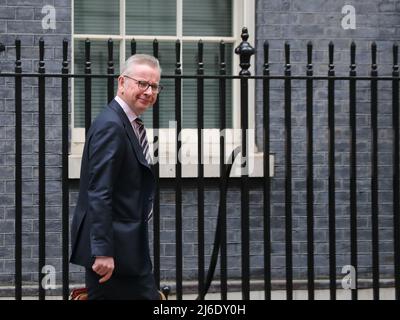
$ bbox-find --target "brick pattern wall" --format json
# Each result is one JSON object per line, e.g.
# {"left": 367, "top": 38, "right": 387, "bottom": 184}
{"left": 0, "top": 0, "right": 400, "bottom": 295}
{"left": 255, "top": 0, "right": 400, "bottom": 280}
{"left": 0, "top": 0, "right": 71, "bottom": 287}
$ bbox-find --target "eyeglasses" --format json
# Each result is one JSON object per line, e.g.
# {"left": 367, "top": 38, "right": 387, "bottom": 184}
{"left": 123, "top": 75, "right": 163, "bottom": 93}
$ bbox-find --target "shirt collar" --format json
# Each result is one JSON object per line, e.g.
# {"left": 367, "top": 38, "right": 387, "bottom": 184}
{"left": 115, "top": 95, "right": 138, "bottom": 124}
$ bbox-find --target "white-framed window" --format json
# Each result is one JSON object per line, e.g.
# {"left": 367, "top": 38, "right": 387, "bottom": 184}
{"left": 69, "top": 0, "right": 264, "bottom": 178}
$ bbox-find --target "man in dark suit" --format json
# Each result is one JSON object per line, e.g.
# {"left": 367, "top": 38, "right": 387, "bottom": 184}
{"left": 70, "top": 54, "right": 163, "bottom": 300}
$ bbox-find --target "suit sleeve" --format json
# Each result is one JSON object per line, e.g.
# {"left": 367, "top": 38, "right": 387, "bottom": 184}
{"left": 87, "top": 120, "right": 125, "bottom": 257}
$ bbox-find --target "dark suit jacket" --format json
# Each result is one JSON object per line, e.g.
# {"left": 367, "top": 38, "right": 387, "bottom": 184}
{"left": 70, "top": 99, "right": 155, "bottom": 277}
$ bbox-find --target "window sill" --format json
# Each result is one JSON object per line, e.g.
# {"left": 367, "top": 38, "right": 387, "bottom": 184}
{"left": 68, "top": 152, "right": 275, "bottom": 179}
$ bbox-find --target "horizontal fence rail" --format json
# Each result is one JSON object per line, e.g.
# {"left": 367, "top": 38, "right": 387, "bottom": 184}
{"left": 0, "top": 27, "right": 399, "bottom": 300}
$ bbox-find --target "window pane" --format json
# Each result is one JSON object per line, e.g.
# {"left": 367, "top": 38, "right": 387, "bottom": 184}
{"left": 126, "top": 41, "right": 232, "bottom": 129}
{"left": 183, "top": 0, "right": 232, "bottom": 36}
{"left": 74, "top": 40, "right": 120, "bottom": 127}
{"left": 74, "top": 0, "right": 119, "bottom": 35}
{"left": 126, "top": 0, "right": 176, "bottom": 36}
{"left": 182, "top": 42, "right": 233, "bottom": 128}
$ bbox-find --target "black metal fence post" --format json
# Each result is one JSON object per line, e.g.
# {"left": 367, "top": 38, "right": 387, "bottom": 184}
{"left": 306, "top": 41, "right": 315, "bottom": 300}
{"left": 175, "top": 39, "right": 183, "bottom": 300}
{"left": 61, "top": 38, "right": 70, "bottom": 300}
{"left": 152, "top": 39, "right": 161, "bottom": 289}
{"left": 219, "top": 40, "right": 228, "bottom": 300}
{"left": 235, "top": 26, "right": 255, "bottom": 300}
{"left": 14, "top": 38, "right": 22, "bottom": 301}
{"left": 131, "top": 38, "right": 136, "bottom": 55}
{"left": 107, "top": 39, "right": 114, "bottom": 103}
{"left": 370, "top": 42, "right": 380, "bottom": 300}
{"left": 349, "top": 41, "right": 358, "bottom": 300}
{"left": 392, "top": 43, "right": 400, "bottom": 300}
{"left": 328, "top": 41, "right": 336, "bottom": 300}
{"left": 284, "top": 41, "right": 293, "bottom": 301}
{"left": 196, "top": 40, "right": 205, "bottom": 300}
{"left": 38, "top": 37, "right": 46, "bottom": 300}
{"left": 263, "top": 40, "right": 271, "bottom": 301}
{"left": 84, "top": 39, "right": 91, "bottom": 134}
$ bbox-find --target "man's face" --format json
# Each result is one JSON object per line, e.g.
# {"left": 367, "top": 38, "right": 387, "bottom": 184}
{"left": 119, "top": 64, "right": 161, "bottom": 115}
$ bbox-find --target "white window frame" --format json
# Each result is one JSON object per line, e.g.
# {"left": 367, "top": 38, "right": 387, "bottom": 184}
{"left": 69, "top": 0, "right": 272, "bottom": 178}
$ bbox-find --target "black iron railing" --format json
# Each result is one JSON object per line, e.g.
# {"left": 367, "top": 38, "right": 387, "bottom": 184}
{"left": 1, "top": 27, "right": 400, "bottom": 300}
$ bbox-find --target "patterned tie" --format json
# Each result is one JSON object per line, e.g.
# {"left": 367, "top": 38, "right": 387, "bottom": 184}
{"left": 134, "top": 117, "right": 153, "bottom": 222}
{"left": 135, "top": 117, "right": 151, "bottom": 164}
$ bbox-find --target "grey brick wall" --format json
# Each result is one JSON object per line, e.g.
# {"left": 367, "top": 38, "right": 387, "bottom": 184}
{"left": 255, "top": 0, "right": 400, "bottom": 282}
{"left": 0, "top": 0, "right": 71, "bottom": 287}
{"left": 0, "top": 0, "right": 400, "bottom": 296}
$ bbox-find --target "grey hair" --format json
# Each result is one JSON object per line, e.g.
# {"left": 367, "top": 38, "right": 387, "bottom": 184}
{"left": 120, "top": 53, "right": 162, "bottom": 76}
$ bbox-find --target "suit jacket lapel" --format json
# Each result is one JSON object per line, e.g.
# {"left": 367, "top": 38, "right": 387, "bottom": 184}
{"left": 108, "top": 99, "right": 152, "bottom": 170}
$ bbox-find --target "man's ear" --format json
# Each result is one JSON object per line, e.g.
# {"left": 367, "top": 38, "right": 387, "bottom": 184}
{"left": 118, "top": 75, "right": 125, "bottom": 92}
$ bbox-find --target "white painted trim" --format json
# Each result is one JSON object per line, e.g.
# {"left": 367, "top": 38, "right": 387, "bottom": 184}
{"left": 233, "top": 0, "right": 256, "bottom": 149}
{"left": 120, "top": 0, "right": 126, "bottom": 65}
{"left": 232, "top": 0, "right": 241, "bottom": 130}
{"left": 69, "top": 128, "right": 274, "bottom": 179}
{"left": 73, "top": 34, "right": 124, "bottom": 40}
{"left": 246, "top": 0, "right": 256, "bottom": 135}
{"left": 69, "top": 153, "right": 274, "bottom": 179}
{"left": 177, "top": 0, "right": 183, "bottom": 39}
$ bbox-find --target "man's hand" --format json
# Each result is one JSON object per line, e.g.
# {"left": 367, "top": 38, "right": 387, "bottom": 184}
{"left": 92, "top": 256, "right": 115, "bottom": 283}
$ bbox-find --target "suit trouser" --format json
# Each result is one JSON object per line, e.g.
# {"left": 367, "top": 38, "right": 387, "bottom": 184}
{"left": 85, "top": 268, "right": 160, "bottom": 300}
